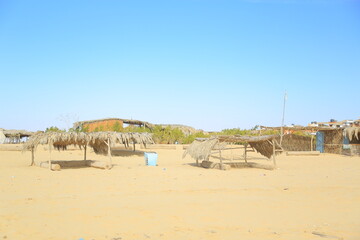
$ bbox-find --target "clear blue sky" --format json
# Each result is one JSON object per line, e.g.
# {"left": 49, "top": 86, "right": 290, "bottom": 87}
{"left": 1, "top": 0, "right": 359, "bottom": 132}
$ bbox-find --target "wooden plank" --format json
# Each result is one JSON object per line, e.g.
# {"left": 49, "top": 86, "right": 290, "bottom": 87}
{"left": 84, "top": 145, "right": 87, "bottom": 161}
{"left": 88, "top": 160, "right": 111, "bottom": 170}
{"left": 223, "top": 147, "right": 245, "bottom": 150}
{"left": 36, "top": 161, "right": 61, "bottom": 171}
{"left": 218, "top": 135, "right": 277, "bottom": 143}
{"left": 286, "top": 151, "right": 320, "bottom": 156}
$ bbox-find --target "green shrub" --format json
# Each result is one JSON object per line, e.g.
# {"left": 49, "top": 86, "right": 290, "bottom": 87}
{"left": 45, "top": 126, "right": 65, "bottom": 132}
{"left": 152, "top": 126, "right": 184, "bottom": 144}
{"left": 182, "top": 132, "right": 210, "bottom": 144}
{"left": 218, "top": 128, "right": 252, "bottom": 136}
{"left": 112, "top": 122, "right": 122, "bottom": 132}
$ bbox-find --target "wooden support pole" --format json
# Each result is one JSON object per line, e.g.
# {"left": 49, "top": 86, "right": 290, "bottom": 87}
{"left": 272, "top": 139, "right": 277, "bottom": 168}
{"left": 311, "top": 135, "right": 314, "bottom": 151}
{"left": 48, "top": 142, "right": 52, "bottom": 171}
{"left": 133, "top": 142, "right": 136, "bottom": 152}
{"left": 30, "top": 147, "right": 35, "bottom": 166}
{"left": 244, "top": 144, "right": 248, "bottom": 163}
{"left": 244, "top": 143, "right": 248, "bottom": 163}
{"left": 84, "top": 145, "right": 87, "bottom": 161}
{"left": 107, "top": 138, "right": 112, "bottom": 169}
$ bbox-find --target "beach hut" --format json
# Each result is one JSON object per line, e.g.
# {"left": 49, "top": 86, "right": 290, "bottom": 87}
{"left": 0, "top": 129, "right": 34, "bottom": 144}
{"left": 183, "top": 135, "right": 282, "bottom": 170}
{"left": 268, "top": 125, "right": 359, "bottom": 156}
{"left": 260, "top": 125, "right": 350, "bottom": 154}
{"left": 23, "top": 131, "right": 154, "bottom": 170}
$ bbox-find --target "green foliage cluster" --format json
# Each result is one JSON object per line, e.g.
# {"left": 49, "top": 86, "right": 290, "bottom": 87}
{"left": 149, "top": 126, "right": 211, "bottom": 144}
{"left": 218, "top": 128, "right": 252, "bottom": 136}
{"left": 182, "top": 132, "right": 210, "bottom": 144}
{"left": 81, "top": 126, "right": 89, "bottom": 132}
{"left": 151, "top": 126, "right": 182, "bottom": 144}
{"left": 93, "top": 125, "right": 105, "bottom": 132}
{"left": 44, "top": 124, "right": 283, "bottom": 144}
{"left": 45, "top": 126, "right": 65, "bottom": 133}
{"left": 260, "top": 129, "right": 280, "bottom": 135}
{"left": 112, "top": 122, "right": 122, "bottom": 132}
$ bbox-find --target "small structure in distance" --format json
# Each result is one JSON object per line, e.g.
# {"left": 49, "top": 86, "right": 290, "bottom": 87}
{"left": 73, "top": 118, "right": 154, "bottom": 132}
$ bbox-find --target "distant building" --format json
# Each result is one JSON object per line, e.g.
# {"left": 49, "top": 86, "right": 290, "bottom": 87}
{"left": 73, "top": 118, "right": 153, "bottom": 132}
{"left": 315, "top": 119, "right": 355, "bottom": 128}
{"left": 310, "top": 119, "right": 360, "bottom": 155}
{"left": 261, "top": 118, "right": 360, "bottom": 156}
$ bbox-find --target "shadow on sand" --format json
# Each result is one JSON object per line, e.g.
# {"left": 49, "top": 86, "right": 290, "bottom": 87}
{"left": 111, "top": 149, "right": 145, "bottom": 157}
{"left": 185, "top": 161, "right": 274, "bottom": 170}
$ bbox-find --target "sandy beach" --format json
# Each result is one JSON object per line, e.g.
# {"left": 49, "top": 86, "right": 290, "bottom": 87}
{"left": 1, "top": 145, "right": 360, "bottom": 240}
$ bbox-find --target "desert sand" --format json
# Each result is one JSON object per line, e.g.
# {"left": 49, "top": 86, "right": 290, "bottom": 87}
{"left": 1, "top": 144, "right": 360, "bottom": 240}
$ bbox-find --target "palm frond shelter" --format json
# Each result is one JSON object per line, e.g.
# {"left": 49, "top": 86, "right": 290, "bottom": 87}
{"left": 23, "top": 131, "right": 154, "bottom": 170}
{"left": 0, "top": 129, "right": 34, "bottom": 144}
{"left": 183, "top": 135, "right": 282, "bottom": 170}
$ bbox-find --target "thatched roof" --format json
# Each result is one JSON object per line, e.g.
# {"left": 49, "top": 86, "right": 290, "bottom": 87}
{"left": 73, "top": 118, "right": 154, "bottom": 129}
{"left": 344, "top": 127, "right": 360, "bottom": 141}
{"left": 217, "top": 134, "right": 278, "bottom": 143}
{"left": 1, "top": 129, "right": 34, "bottom": 138}
{"left": 260, "top": 125, "right": 342, "bottom": 131}
{"left": 183, "top": 135, "right": 281, "bottom": 161}
{"left": 23, "top": 131, "right": 154, "bottom": 154}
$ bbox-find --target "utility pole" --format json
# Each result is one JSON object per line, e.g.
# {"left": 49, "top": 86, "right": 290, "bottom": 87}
{"left": 280, "top": 91, "right": 287, "bottom": 146}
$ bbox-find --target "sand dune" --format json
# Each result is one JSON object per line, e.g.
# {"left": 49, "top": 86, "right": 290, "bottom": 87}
{"left": 1, "top": 145, "right": 360, "bottom": 240}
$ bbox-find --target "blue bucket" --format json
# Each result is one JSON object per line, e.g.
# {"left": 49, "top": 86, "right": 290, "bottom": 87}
{"left": 144, "top": 152, "right": 158, "bottom": 166}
